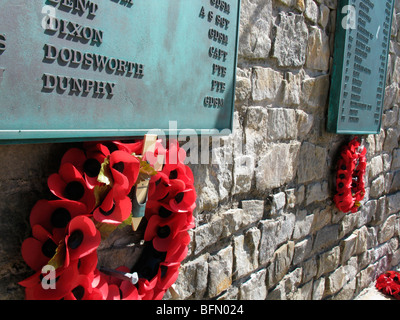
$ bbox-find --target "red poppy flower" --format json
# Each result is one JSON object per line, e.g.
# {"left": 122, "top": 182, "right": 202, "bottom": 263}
{"left": 112, "top": 140, "right": 144, "bottom": 155}
{"left": 158, "top": 178, "right": 186, "bottom": 201}
{"left": 78, "top": 251, "right": 98, "bottom": 275}
{"left": 155, "top": 262, "right": 180, "bottom": 291}
{"left": 145, "top": 200, "right": 174, "bottom": 221}
{"left": 48, "top": 163, "right": 96, "bottom": 213}
{"left": 137, "top": 278, "right": 157, "bottom": 300}
{"left": 168, "top": 187, "right": 197, "bottom": 213}
{"left": 144, "top": 213, "right": 191, "bottom": 252}
{"left": 61, "top": 147, "right": 108, "bottom": 189}
{"left": 165, "top": 231, "right": 191, "bottom": 263}
{"left": 20, "top": 260, "right": 80, "bottom": 300}
{"left": 21, "top": 225, "right": 63, "bottom": 272}
{"left": 29, "top": 199, "right": 88, "bottom": 233}
{"left": 109, "top": 150, "right": 140, "bottom": 199}
{"left": 93, "top": 191, "right": 132, "bottom": 225}
{"left": 162, "top": 161, "right": 194, "bottom": 186}
{"left": 63, "top": 274, "right": 104, "bottom": 300}
{"left": 84, "top": 141, "right": 118, "bottom": 156}
{"left": 119, "top": 281, "right": 139, "bottom": 300}
{"left": 64, "top": 216, "right": 101, "bottom": 266}
{"left": 148, "top": 172, "right": 172, "bottom": 201}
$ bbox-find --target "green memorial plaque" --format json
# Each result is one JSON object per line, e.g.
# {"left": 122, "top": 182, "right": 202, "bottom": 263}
{"left": 0, "top": 0, "right": 240, "bottom": 143}
{"left": 327, "top": 0, "right": 394, "bottom": 135}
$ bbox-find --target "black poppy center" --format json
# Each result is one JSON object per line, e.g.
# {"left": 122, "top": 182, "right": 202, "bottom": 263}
{"left": 113, "top": 162, "right": 125, "bottom": 173}
{"left": 339, "top": 174, "right": 346, "bottom": 179}
{"left": 83, "top": 158, "right": 101, "bottom": 178}
{"left": 72, "top": 286, "right": 85, "bottom": 300}
{"left": 51, "top": 208, "right": 71, "bottom": 228}
{"left": 338, "top": 182, "right": 344, "bottom": 188}
{"left": 99, "top": 202, "right": 116, "bottom": 216}
{"left": 175, "top": 192, "right": 184, "bottom": 204}
{"left": 42, "top": 239, "right": 58, "bottom": 258}
{"left": 64, "top": 181, "right": 85, "bottom": 201}
{"left": 169, "top": 169, "right": 178, "bottom": 180}
{"left": 157, "top": 225, "right": 171, "bottom": 239}
{"left": 159, "top": 206, "right": 172, "bottom": 218}
{"left": 341, "top": 165, "right": 347, "bottom": 170}
{"left": 68, "top": 230, "right": 84, "bottom": 249}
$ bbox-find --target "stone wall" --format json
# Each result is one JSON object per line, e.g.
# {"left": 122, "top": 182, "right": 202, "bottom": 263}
{"left": 1, "top": 0, "right": 400, "bottom": 300}
{"left": 167, "top": 0, "right": 400, "bottom": 300}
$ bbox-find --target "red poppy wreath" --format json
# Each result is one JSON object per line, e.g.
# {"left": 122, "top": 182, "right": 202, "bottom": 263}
{"left": 19, "top": 139, "right": 196, "bottom": 300}
{"left": 376, "top": 271, "right": 400, "bottom": 300}
{"left": 333, "top": 137, "right": 367, "bottom": 213}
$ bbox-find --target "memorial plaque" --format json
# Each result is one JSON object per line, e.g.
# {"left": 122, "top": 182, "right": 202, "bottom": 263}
{"left": 327, "top": 0, "right": 394, "bottom": 134}
{"left": 0, "top": 0, "right": 240, "bottom": 143}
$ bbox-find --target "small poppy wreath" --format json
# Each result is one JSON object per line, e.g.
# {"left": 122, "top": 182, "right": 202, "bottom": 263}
{"left": 333, "top": 137, "right": 367, "bottom": 213}
{"left": 376, "top": 271, "right": 400, "bottom": 300}
{"left": 19, "top": 139, "right": 196, "bottom": 300}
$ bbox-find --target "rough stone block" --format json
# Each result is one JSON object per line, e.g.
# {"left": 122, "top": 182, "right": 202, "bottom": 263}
{"left": 301, "top": 74, "right": 330, "bottom": 108}
{"left": 313, "top": 224, "right": 340, "bottom": 253}
{"left": 293, "top": 237, "right": 313, "bottom": 265}
{"left": 172, "top": 255, "right": 209, "bottom": 300}
{"left": 239, "top": 269, "right": 267, "bottom": 300}
{"left": 305, "top": 181, "right": 329, "bottom": 205}
{"left": 293, "top": 209, "right": 313, "bottom": 240}
{"left": 252, "top": 67, "right": 283, "bottom": 102}
{"left": 378, "top": 215, "right": 397, "bottom": 243}
{"left": 238, "top": 0, "right": 273, "bottom": 59}
{"left": 324, "top": 266, "right": 347, "bottom": 296}
{"left": 259, "top": 214, "right": 296, "bottom": 265}
{"left": 297, "top": 142, "right": 328, "bottom": 183}
{"left": 316, "top": 246, "right": 340, "bottom": 278}
{"left": 208, "top": 246, "right": 233, "bottom": 298}
{"left": 256, "top": 142, "right": 301, "bottom": 190}
{"left": 306, "top": 26, "right": 330, "bottom": 71}
{"left": 340, "top": 233, "right": 358, "bottom": 264}
{"left": 272, "top": 12, "right": 308, "bottom": 67}
{"left": 266, "top": 241, "right": 295, "bottom": 288}
{"left": 387, "top": 192, "right": 400, "bottom": 214}
{"left": 271, "top": 192, "right": 286, "bottom": 216}
{"left": 301, "top": 257, "right": 318, "bottom": 283}
{"left": 241, "top": 200, "right": 265, "bottom": 223}
{"left": 233, "top": 227, "right": 260, "bottom": 279}
{"left": 194, "top": 217, "right": 224, "bottom": 254}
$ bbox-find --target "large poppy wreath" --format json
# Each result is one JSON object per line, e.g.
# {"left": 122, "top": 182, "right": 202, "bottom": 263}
{"left": 333, "top": 137, "right": 367, "bottom": 213}
{"left": 19, "top": 139, "right": 196, "bottom": 300}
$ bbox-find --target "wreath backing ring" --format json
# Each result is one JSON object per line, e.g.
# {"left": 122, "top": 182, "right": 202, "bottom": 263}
{"left": 333, "top": 137, "right": 367, "bottom": 213}
{"left": 19, "top": 138, "right": 196, "bottom": 300}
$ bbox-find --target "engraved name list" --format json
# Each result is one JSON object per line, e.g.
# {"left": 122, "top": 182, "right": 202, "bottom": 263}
{"left": 41, "top": 0, "right": 143, "bottom": 98}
